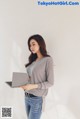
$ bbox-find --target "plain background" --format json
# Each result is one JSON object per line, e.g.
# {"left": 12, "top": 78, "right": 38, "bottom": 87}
{"left": 0, "top": 0, "right": 80, "bottom": 119}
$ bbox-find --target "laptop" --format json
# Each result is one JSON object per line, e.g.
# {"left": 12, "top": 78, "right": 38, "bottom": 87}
{"left": 5, "top": 72, "right": 30, "bottom": 88}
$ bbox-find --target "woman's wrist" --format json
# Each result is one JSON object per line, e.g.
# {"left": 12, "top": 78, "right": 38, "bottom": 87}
{"left": 34, "top": 84, "right": 38, "bottom": 89}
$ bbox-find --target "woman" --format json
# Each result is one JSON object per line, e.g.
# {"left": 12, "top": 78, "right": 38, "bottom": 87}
{"left": 21, "top": 34, "right": 54, "bottom": 119}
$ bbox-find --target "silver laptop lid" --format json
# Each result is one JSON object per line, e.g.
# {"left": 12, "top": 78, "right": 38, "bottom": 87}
{"left": 12, "top": 72, "right": 30, "bottom": 87}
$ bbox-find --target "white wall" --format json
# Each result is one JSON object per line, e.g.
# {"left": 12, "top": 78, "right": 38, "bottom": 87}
{"left": 0, "top": 0, "right": 80, "bottom": 119}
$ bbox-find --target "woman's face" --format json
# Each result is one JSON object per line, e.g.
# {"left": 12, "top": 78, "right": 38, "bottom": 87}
{"left": 29, "top": 39, "right": 40, "bottom": 54}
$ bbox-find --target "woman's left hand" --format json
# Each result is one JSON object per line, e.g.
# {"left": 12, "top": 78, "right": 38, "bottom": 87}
{"left": 20, "top": 84, "right": 38, "bottom": 90}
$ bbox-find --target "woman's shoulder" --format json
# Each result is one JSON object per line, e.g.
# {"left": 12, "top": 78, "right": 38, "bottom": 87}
{"left": 44, "top": 56, "right": 53, "bottom": 61}
{"left": 44, "top": 56, "right": 53, "bottom": 67}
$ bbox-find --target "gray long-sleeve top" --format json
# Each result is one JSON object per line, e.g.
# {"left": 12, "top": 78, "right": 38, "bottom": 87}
{"left": 25, "top": 56, "right": 54, "bottom": 97}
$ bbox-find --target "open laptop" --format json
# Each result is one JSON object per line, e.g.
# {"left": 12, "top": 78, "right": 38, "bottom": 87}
{"left": 5, "top": 72, "right": 30, "bottom": 88}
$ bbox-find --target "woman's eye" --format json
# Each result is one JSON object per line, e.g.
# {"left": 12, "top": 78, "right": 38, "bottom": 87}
{"left": 30, "top": 44, "right": 35, "bottom": 47}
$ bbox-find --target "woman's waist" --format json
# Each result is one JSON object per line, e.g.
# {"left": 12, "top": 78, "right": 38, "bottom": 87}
{"left": 25, "top": 89, "right": 48, "bottom": 97}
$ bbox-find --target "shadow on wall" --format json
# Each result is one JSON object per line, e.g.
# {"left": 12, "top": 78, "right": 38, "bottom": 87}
{"left": 41, "top": 87, "right": 76, "bottom": 119}
{"left": 67, "top": 86, "right": 80, "bottom": 119}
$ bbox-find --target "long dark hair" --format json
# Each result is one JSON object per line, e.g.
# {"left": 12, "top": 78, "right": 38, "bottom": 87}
{"left": 25, "top": 34, "right": 50, "bottom": 67}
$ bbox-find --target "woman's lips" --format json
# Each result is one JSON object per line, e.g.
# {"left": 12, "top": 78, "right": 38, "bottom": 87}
{"left": 32, "top": 50, "right": 35, "bottom": 52}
